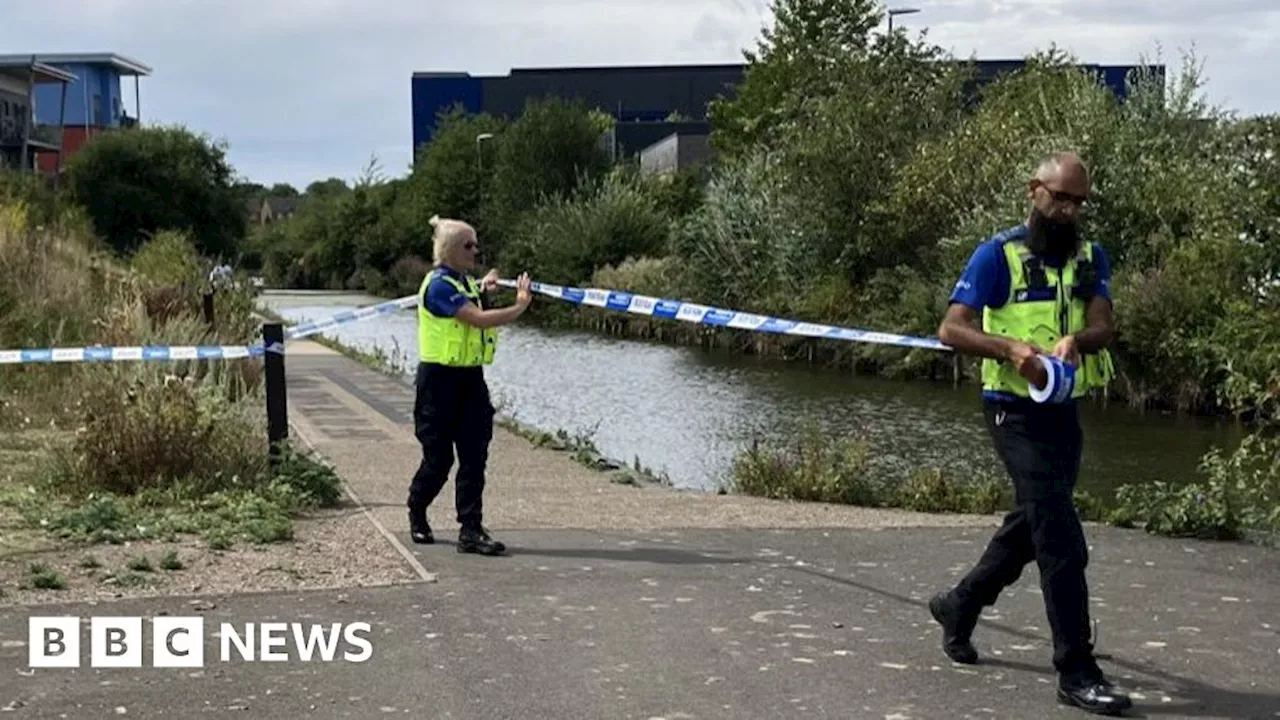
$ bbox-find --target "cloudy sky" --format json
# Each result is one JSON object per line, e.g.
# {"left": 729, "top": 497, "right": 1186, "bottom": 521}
{"left": 10, "top": 0, "right": 1278, "bottom": 189}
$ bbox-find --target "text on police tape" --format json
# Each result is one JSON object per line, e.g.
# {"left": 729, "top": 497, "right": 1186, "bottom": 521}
{"left": 28, "top": 617, "right": 373, "bottom": 668}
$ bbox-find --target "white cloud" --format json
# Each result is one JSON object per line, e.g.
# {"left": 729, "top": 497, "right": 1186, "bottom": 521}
{"left": 8, "top": 0, "right": 1278, "bottom": 187}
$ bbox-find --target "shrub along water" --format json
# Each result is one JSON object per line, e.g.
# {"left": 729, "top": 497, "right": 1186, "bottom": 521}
{"left": 726, "top": 419, "right": 1279, "bottom": 546}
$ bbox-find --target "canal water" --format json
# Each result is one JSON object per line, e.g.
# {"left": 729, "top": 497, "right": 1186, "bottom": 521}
{"left": 260, "top": 291, "right": 1244, "bottom": 497}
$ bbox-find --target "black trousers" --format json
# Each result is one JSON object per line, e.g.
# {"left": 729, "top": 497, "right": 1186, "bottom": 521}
{"left": 949, "top": 397, "right": 1097, "bottom": 680}
{"left": 406, "top": 362, "right": 495, "bottom": 529}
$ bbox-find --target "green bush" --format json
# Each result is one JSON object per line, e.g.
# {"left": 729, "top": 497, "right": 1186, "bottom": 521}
{"left": 65, "top": 125, "right": 246, "bottom": 257}
{"left": 483, "top": 96, "right": 612, "bottom": 250}
{"left": 0, "top": 170, "right": 64, "bottom": 225}
{"left": 132, "top": 230, "right": 205, "bottom": 289}
{"left": 670, "top": 150, "right": 826, "bottom": 315}
{"left": 591, "top": 256, "right": 690, "bottom": 299}
{"left": 892, "top": 467, "right": 1008, "bottom": 515}
{"left": 501, "top": 169, "right": 671, "bottom": 288}
{"left": 25, "top": 562, "right": 67, "bottom": 590}
{"left": 407, "top": 107, "right": 508, "bottom": 230}
{"left": 729, "top": 422, "right": 879, "bottom": 505}
{"left": 1113, "top": 432, "right": 1279, "bottom": 542}
{"left": 12, "top": 441, "right": 345, "bottom": 549}
{"left": 60, "top": 367, "right": 267, "bottom": 497}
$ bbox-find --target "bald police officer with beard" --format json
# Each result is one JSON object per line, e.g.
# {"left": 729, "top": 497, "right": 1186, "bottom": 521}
{"left": 930, "top": 152, "right": 1132, "bottom": 715}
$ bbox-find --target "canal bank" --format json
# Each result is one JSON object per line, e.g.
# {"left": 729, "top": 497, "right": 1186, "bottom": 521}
{"left": 258, "top": 290, "right": 1245, "bottom": 500}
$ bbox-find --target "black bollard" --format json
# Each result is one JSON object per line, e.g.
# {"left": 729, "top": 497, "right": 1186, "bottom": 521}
{"left": 263, "top": 323, "right": 289, "bottom": 467}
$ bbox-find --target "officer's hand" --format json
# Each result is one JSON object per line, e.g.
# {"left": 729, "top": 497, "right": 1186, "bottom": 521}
{"left": 516, "top": 273, "right": 533, "bottom": 307}
{"left": 1006, "top": 340, "right": 1048, "bottom": 389}
{"left": 1051, "top": 335, "right": 1080, "bottom": 367}
{"left": 481, "top": 269, "right": 500, "bottom": 293}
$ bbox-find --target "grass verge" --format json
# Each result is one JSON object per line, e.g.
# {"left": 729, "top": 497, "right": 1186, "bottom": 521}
{"left": 0, "top": 200, "right": 364, "bottom": 600}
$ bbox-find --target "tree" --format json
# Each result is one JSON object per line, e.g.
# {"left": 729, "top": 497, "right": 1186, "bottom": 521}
{"left": 485, "top": 97, "right": 612, "bottom": 257}
{"left": 406, "top": 106, "right": 507, "bottom": 228}
{"left": 305, "top": 178, "right": 350, "bottom": 198}
{"left": 704, "top": 0, "right": 970, "bottom": 282}
{"left": 65, "top": 125, "right": 246, "bottom": 258}
{"left": 708, "top": 0, "right": 886, "bottom": 156}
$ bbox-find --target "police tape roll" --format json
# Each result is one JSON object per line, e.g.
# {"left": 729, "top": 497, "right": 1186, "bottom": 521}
{"left": 495, "top": 278, "right": 952, "bottom": 352}
{"left": 1028, "top": 355, "right": 1076, "bottom": 404}
{"left": 0, "top": 343, "right": 280, "bottom": 365}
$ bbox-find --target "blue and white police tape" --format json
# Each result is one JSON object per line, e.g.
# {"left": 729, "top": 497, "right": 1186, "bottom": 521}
{"left": 495, "top": 278, "right": 952, "bottom": 352}
{"left": 1028, "top": 354, "right": 1076, "bottom": 404}
{"left": 283, "top": 295, "right": 418, "bottom": 341}
{"left": 0, "top": 342, "right": 282, "bottom": 365}
{"left": 0, "top": 293, "right": 415, "bottom": 364}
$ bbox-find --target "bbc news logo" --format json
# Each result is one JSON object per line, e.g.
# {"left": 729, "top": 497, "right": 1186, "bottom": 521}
{"left": 28, "top": 617, "right": 373, "bottom": 668}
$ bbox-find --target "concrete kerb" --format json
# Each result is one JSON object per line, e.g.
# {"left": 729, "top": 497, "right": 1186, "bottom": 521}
{"left": 286, "top": 416, "right": 437, "bottom": 585}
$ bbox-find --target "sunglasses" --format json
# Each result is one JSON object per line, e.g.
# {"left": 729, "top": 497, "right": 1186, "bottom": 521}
{"left": 1037, "top": 183, "right": 1089, "bottom": 207}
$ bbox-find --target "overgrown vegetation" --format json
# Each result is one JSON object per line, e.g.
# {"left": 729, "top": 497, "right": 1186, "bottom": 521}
{"left": 728, "top": 421, "right": 1279, "bottom": 545}
{"left": 7, "top": 444, "right": 343, "bottom": 549}
{"left": 19, "top": 0, "right": 1262, "bottom": 544}
{"left": 0, "top": 190, "right": 344, "bottom": 563}
{"left": 729, "top": 421, "right": 1008, "bottom": 514}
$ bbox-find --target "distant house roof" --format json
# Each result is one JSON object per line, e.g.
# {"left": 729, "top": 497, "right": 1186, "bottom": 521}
{"left": 265, "top": 196, "right": 301, "bottom": 215}
{"left": 0, "top": 53, "right": 152, "bottom": 76}
{"left": 0, "top": 56, "right": 78, "bottom": 84}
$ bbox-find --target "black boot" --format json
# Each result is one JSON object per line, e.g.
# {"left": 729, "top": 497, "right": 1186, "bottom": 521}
{"left": 1057, "top": 673, "right": 1133, "bottom": 716}
{"left": 458, "top": 525, "right": 505, "bottom": 556}
{"left": 929, "top": 592, "right": 979, "bottom": 664}
{"left": 408, "top": 508, "right": 433, "bottom": 545}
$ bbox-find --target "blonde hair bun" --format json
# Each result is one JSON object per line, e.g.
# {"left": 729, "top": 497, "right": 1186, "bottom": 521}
{"left": 429, "top": 216, "right": 477, "bottom": 265}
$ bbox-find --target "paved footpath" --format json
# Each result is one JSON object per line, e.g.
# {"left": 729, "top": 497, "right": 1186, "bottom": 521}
{"left": 1, "top": 341, "right": 1277, "bottom": 719}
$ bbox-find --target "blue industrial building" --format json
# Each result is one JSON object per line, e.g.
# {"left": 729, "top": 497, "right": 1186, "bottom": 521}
{"left": 410, "top": 60, "right": 1163, "bottom": 160}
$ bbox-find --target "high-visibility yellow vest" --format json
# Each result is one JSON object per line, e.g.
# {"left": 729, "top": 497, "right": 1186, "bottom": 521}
{"left": 417, "top": 269, "right": 497, "bottom": 366}
{"left": 981, "top": 240, "right": 1115, "bottom": 398}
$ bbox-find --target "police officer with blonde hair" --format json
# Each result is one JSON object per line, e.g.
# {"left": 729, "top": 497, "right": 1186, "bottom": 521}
{"left": 407, "top": 215, "right": 532, "bottom": 555}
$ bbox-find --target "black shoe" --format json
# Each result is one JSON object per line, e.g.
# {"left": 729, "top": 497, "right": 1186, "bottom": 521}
{"left": 929, "top": 592, "right": 979, "bottom": 664}
{"left": 408, "top": 509, "right": 433, "bottom": 545}
{"left": 1057, "top": 676, "right": 1133, "bottom": 715}
{"left": 458, "top": 526, "right": 505, "bottom": 556}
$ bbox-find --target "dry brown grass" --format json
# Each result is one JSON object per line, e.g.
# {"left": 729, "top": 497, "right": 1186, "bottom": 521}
{"left": 0, "top": 199, "right": 419, "bottom": 605}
